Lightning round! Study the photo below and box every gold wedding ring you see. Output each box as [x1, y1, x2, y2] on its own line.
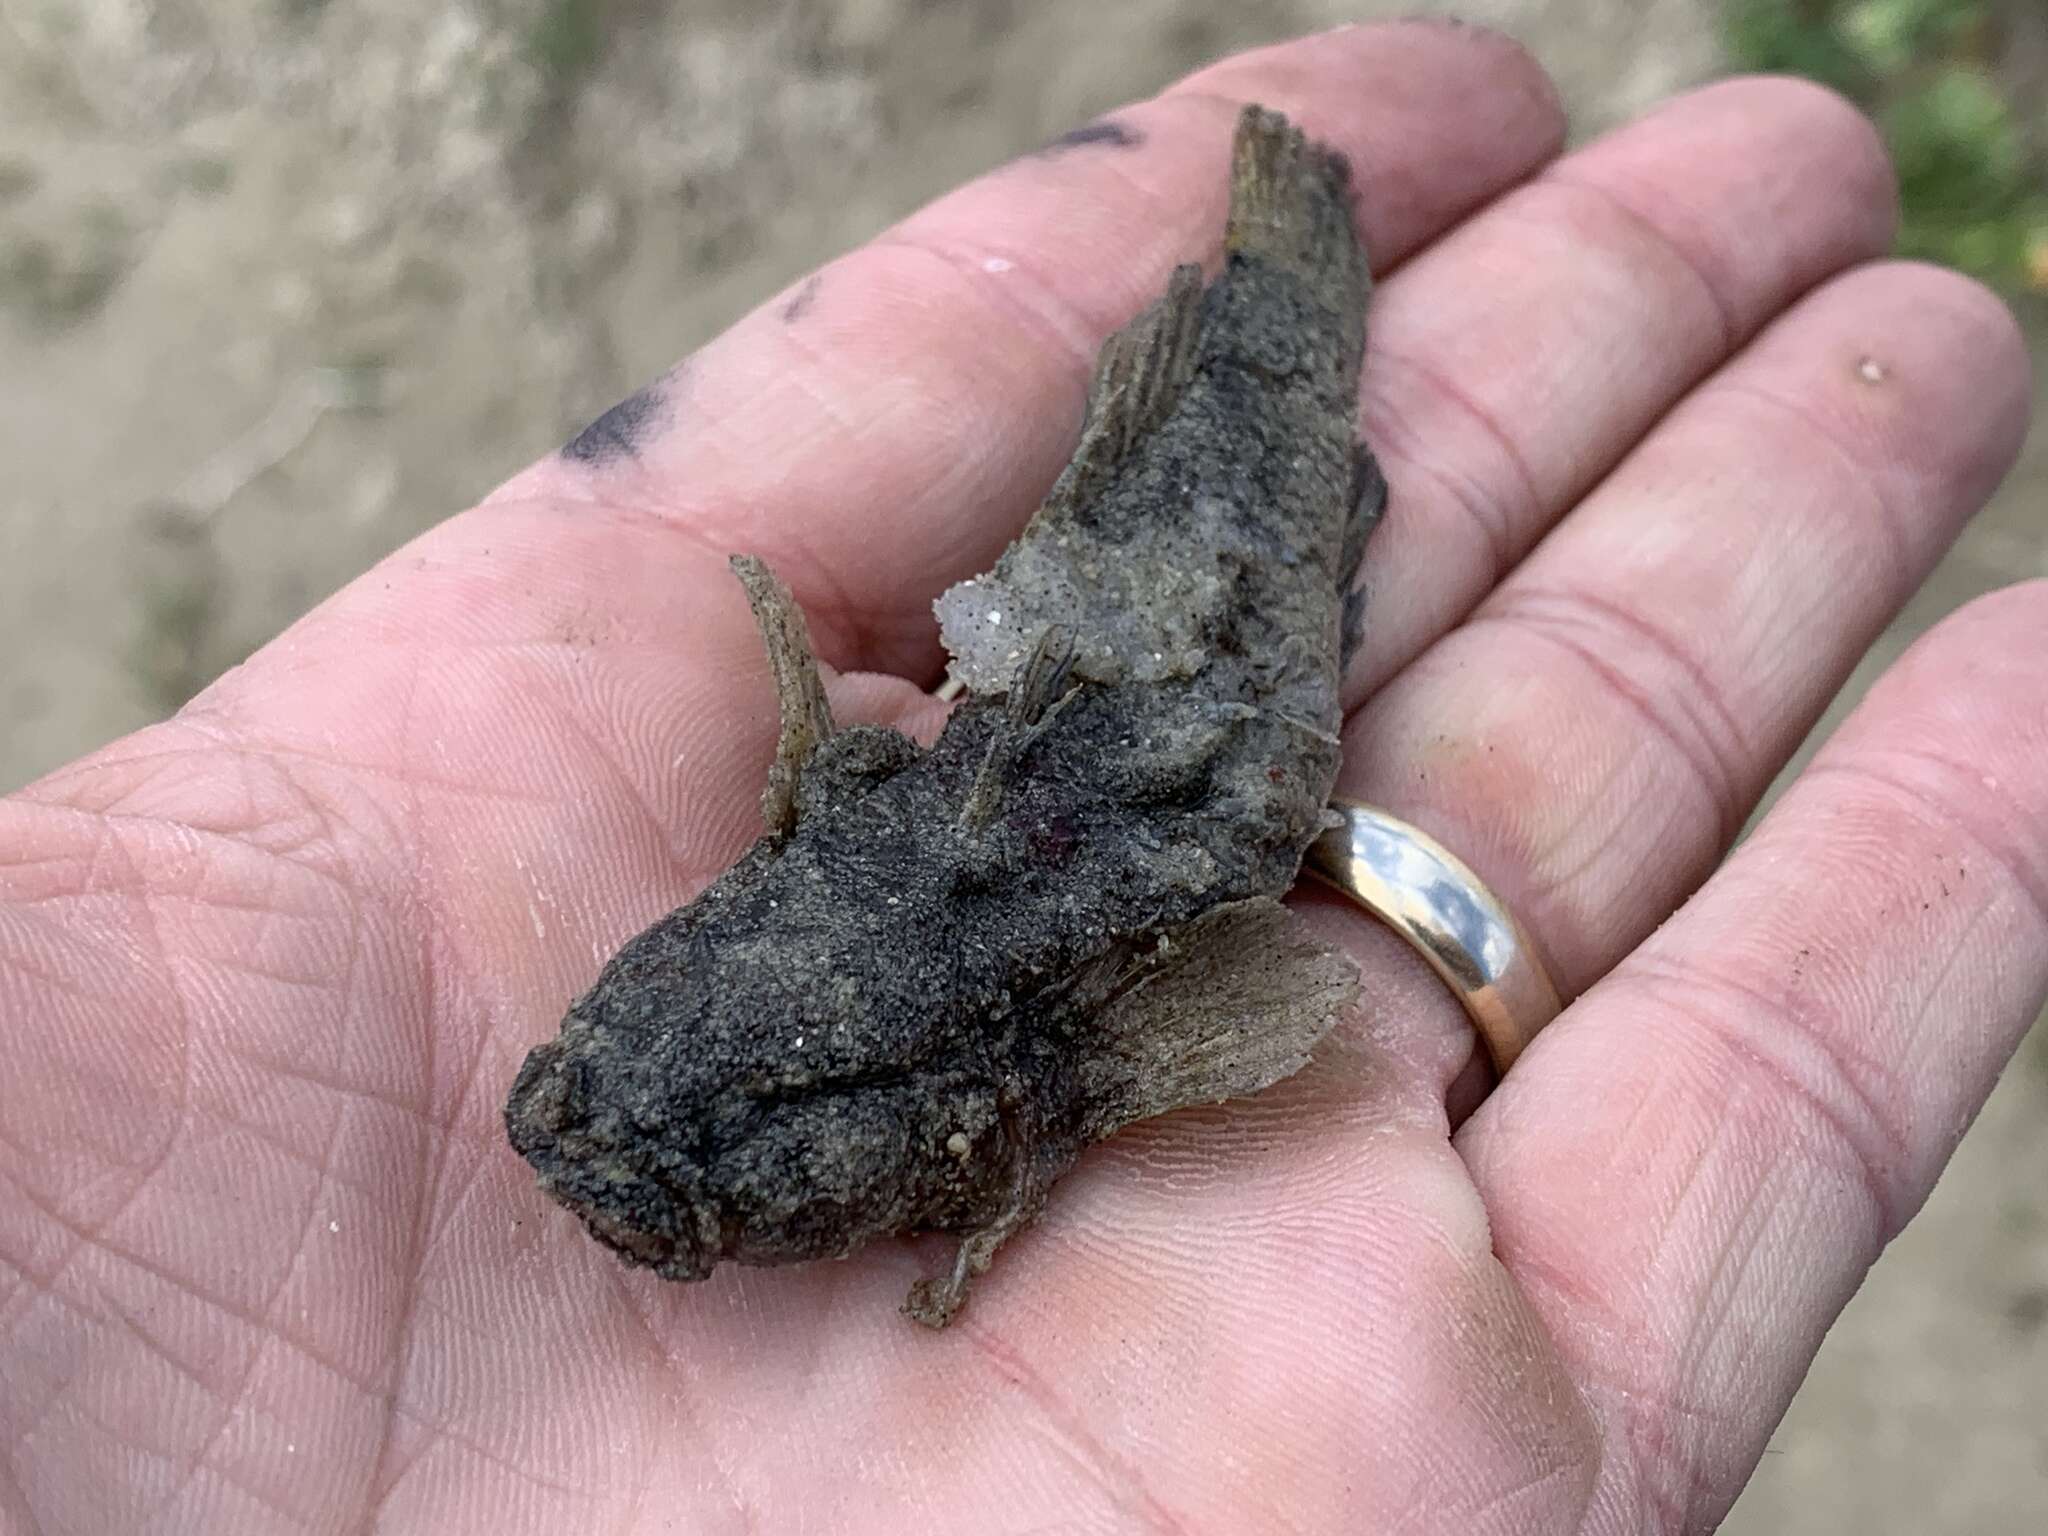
[1305, 798, 1562, 1075]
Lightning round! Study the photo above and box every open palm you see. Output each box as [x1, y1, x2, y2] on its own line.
[5, 24, 2044, 1534]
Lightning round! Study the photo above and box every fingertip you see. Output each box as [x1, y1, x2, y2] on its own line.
[1721, 70, 1898, 214]
[1953, 574, 2048, 632]
[1894, 257, 2034, 472]
[1377, 9, 1570, 129]
[1868, 257, 2036, 416]
[1684, 72, 1900, 242]
[1863, 577, 2048, 722]
[1185, 15, 1563, 118]
[1176, 19, 1568, 257]
[1548, 72, 1900, 343]
[1771, 258, 2036, 519]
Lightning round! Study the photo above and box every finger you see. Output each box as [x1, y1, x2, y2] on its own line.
[487, 67, 1894, 693]
[467, 22, 1564, 675]
[1341, 72, 1898, 708]
[1460, 581, 2048, 1529]
[1334, 260, 2033, 1023]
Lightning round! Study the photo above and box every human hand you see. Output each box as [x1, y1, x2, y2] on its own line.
[3, 22, 2041, 1533]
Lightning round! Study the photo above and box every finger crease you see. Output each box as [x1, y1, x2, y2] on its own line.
[1474, 593, 1746, 848]
[1703, 376, 1916, 598]
[1539, 171, 1743, 356]
[363, 657, 444, 1524]
[1620, 956, 1905, 1238]
[1802, 757, 2048, 936]
[963, 1319, 1194, 1533]
[870, 228, 1099, 371]
[1364, 348, 1537, 584]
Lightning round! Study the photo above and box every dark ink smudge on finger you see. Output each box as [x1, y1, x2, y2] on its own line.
[1037, 119, 1143, 156]
[562, 383, 669, 465]
[781, 274, 822, 324]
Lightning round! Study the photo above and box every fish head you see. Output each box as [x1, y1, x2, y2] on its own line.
[503, 875, 1010, 1281]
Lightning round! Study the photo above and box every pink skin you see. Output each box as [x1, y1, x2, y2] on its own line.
[1, 22, 2041, 1534]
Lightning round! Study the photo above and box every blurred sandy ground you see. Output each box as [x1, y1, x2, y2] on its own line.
[0, 1, 2040, 1527]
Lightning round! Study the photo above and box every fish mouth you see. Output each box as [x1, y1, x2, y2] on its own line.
[570, 1197, 711, 1280]
[503, 1035, 716, 1282]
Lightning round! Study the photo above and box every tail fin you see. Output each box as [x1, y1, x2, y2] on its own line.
[1224, 105, 1369, 316]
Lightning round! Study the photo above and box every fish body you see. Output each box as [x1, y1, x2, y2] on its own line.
[506, 106, 1384, 1325]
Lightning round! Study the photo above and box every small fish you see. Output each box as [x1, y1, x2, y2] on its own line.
[505, 105, 1386, 1326]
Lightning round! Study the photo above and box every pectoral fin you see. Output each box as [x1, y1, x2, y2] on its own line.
[1340, 443, 1388, 668]
[1079, 897, 1358, 1133]
[903, 1087, 1042, 1329]
[731, 555, 835, 838]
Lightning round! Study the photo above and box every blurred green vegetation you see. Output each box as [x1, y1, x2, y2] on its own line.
[1726, 0, 2048, 293]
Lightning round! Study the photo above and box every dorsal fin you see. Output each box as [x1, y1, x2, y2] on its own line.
[731, 555, 835, 838]
[1040, 262, 1204, 519]
[960, 626, 1080, 832]
[935, 265, 1203, 692]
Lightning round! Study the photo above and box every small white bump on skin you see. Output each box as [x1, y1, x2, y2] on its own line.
[946, 1132, 971, 1158]
[982, 257, 1013, 274]
[1858, 356, 1888, 383]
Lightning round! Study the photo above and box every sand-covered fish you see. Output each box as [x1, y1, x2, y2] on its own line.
[506, 105, 1386, 1326]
